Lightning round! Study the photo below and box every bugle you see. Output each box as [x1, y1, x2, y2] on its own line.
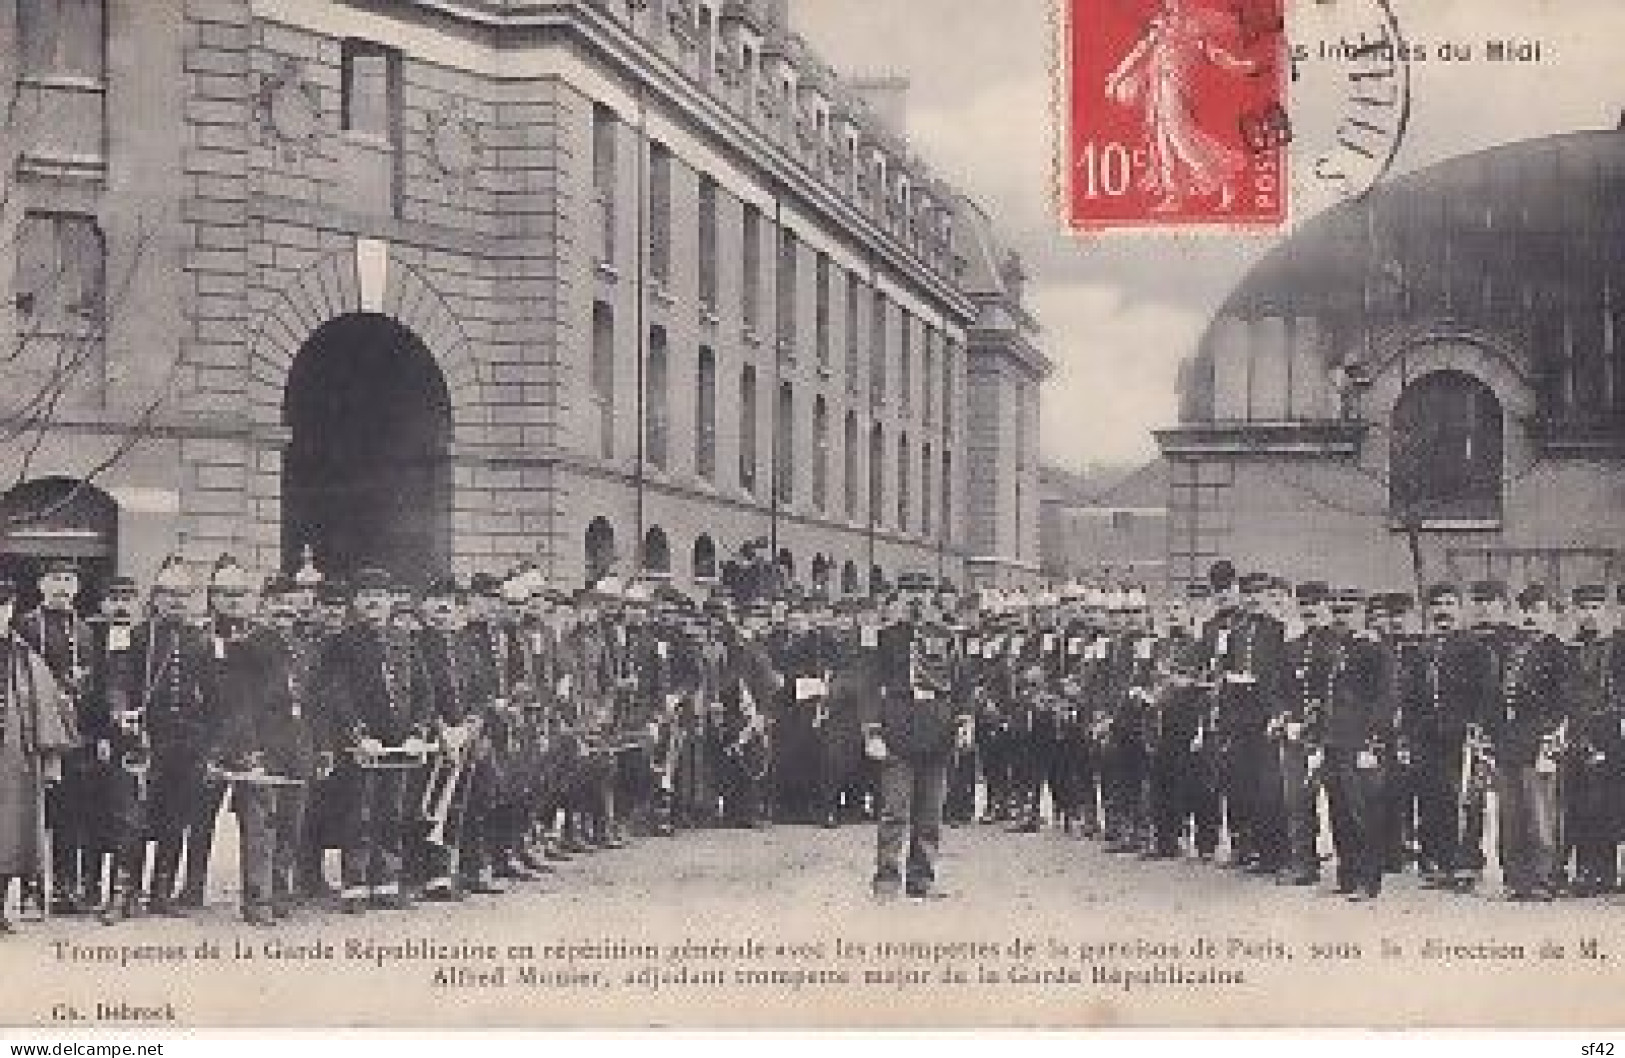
[423, 719, 480, 847]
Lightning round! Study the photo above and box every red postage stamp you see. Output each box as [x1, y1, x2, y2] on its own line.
[1064, 0, 1289, 231]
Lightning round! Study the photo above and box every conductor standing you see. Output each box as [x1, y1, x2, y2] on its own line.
[862, 572, 973, 901]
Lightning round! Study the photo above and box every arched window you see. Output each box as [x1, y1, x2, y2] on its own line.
[692, 534, 718, 583]
[812, 396, 829, 511]
[696, 346, 716, 480]
[843, 410, 859, 517]
[739, 365, 757, 492]
[841, 560, 860, 596]
[776, 548, 795, 585]
[642, 525, 671, 577]
[585, 517, 616, 585]
[941, 450, 954, 544]
[811, 553, 831, 594]
[1390, 370, 1504, 524]
[645, 325, 669, 469]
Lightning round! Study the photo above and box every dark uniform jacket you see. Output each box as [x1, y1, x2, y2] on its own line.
[207, 625, 317, 780]
[1571, 630, 1625, 761]
[1402, 630, 1496, 744]
[317, 623, 432, 747]
[417, 626, 483, 726]
[109, 619, 214, 753]
[863, 620, 969, 759]
[17, 607, 96, 738]
[1487, 629, 1575, 768]
[1320, 630, 1397, 752]
[1210, 610, 1289, 738]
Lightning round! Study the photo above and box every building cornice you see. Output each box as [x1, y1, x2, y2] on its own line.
[1155, 420, 1367, 458]
[329, 0, 978, 323]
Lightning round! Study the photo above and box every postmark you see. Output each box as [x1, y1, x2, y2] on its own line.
[1060, 0, 1412, 231]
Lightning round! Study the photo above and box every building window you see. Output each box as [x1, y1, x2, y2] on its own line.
[870, 291, 887, 402]
[929, 333, 942, 429]
[642, 526, 671, 576]
[15, 212, 104, 329]
[1390, 369, 1504, 524]
[696, 345, 717, 480]
[698, 175, 718, 311]
[777, 229, 798, 351]
[812, 396, 829, 512]
[14, 212, 105, 406]
[897, 432, 911, 531]
[19, 0, 105, 80]
[648, 140, 672, 285]
[841, 561, 859, 596]
[341, 39, 399, 141]
[941, 450, 953, 543]
[341, 39, 402, 216]
[692, 534, 718, 582]
[592, 103, 618, 263]
[942, 339, 956, 439]
[899, 312, 912, 411]
[585, 517, 616, 584]
[742, 204, 762, 331]
[843, 410, 859, 518]
[591, 302, 616, 458]
[775, 381, 794, 504]
[1110, 510, 1135, 531]
[845, 273, 862, 395]
[815, 253, 831, 370]
[921, 443, 933, 537]
[739, 364, 758, 492]
[869, 423, 884, 527]
[645, 325, 669, 469]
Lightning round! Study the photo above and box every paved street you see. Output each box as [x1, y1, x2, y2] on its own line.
[7, 816, 1625, 1029]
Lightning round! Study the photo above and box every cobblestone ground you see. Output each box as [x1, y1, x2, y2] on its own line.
[6, 816, 1624, 1029]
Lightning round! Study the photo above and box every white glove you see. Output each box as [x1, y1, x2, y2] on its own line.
[358, 737, 385, 757]
[864, 731, 890, 762]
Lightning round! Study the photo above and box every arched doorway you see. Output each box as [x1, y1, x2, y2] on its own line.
[642, 525, 672, 578]
[585, 517, 616, 586]
[1390, 369, 1504, 523]
[283, 314, 452, 584]
[0, 477, 118, 612]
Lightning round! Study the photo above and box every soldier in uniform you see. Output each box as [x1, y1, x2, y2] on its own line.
[414, 577, 484, 900]
[823, 598, 876, 827]
[16, 559, 95, 914]
[1146, 585, 1218, 860]
[317, 567, 434, 913]
[0, 577, 77, 934]
[973, 603, 1017, 826]
[1370, 591, 1421, 873]
[207, 567, 320, 925]
[1406, 583, 1497, 891]
[1319, 588, 1397, 901]
[715, 600, 777, 829]
[1211, 570, 1289, 874]
[1565, 584, 1623, 895]
[864, 572, 974, 901]
[85, 575, 141, 923]
[1487, 584, 1576, 901]
[108, 557, 211, 917]
[1275, 581, 1332, 887]
[1103, 589, 1156, 853]
[773, 597, 832, 824]
[295, 576, 348, 903]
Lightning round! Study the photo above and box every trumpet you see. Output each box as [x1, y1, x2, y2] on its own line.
[348, 737, 438, 770]
[113, 709, 153, 800]
[422, 718, 480, 848]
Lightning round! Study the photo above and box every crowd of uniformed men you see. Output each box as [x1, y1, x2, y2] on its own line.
[1, 549, 1622, 930]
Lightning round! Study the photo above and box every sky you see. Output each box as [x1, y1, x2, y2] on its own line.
[790, 0, 1625, 470]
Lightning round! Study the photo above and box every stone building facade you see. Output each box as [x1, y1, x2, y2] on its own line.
[0, 0, 1046, 597]
[1157, 128, 1625, 594]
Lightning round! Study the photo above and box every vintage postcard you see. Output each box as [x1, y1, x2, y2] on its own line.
[0, 0, 1623, 1033]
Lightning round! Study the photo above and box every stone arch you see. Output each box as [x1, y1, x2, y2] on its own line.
[246, 246, 487, 443]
